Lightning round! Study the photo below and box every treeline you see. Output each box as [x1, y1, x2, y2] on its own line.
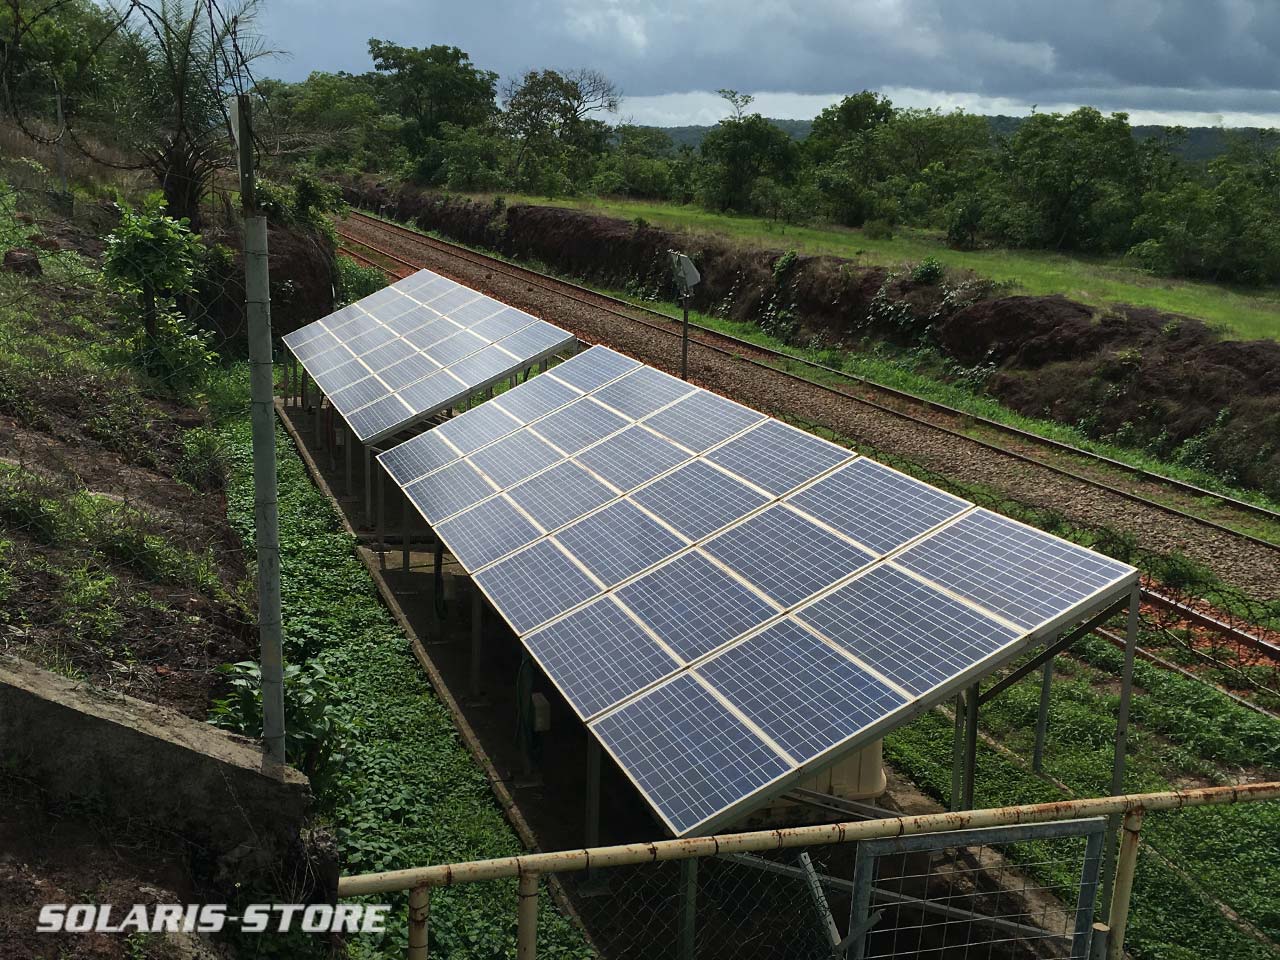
[263, 45, 1280, 286]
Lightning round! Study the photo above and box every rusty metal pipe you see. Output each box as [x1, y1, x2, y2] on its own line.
[337, 782, 1280, 897]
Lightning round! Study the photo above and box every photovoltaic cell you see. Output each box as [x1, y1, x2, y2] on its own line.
[404, 460, 496, 524]
[470, 308, 536, 341]
[631, 460, 770, 541]
[347, 325, 399, 356]
[448, 296, 504, 326]
[435, 495, 542, 571]
[379, 431, 460, 486]
[493, 374, 581, 424]
[425, 286, 479, 315]
[328, 376, 389, 415]
[526, 598, 678, 719]
[702, 505, 876, 608]
[435, 403, 521, 456]
[706, 420, 851, 496]
[591, 673, 791, 836]
[593, 366, 694, 420]
[383, 305, 438, 336]
[573, 426, 690, 492]
[554, 500, 687, 588]
[893, 509, 1133, 631]
[497, 320, 572, 359]
[378, 352, 439, 392]
[291, 332, 337, 361]
[448, 345, 521, 387]
[507, 461, 615, 531]
[360, 338, 418, 374]
[427, 330, 488, 366]
[532, 398, 629, 455]
[467, 431, 563, 489]
[397, 370, 464, 413]
[615, 551, 777, 662]
[348, 394, 412, 442]
[550, 346, 639, 392]
[796, 565, 1020, 697]
[313, 358, 368, 395]
[787, 459, 970, 556]
[307, 344, 354, 376]
[402, 317, 461, 350]
[697, 620, 906, 761]
[475, 539, 601, 633]
[643, 390, 765, 453]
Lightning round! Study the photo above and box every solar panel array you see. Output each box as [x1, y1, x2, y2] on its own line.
[378, 346, 1138, 836]
[281, 268, 576, 444]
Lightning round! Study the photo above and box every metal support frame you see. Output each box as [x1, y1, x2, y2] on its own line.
[407, 884, 430, 960]
[950, 692, 965, 811]
[469, 587, 483, 701]
[678, 858, 697, 960]
[344, 423, 354, 495]
[784, 787, 885, 821]
[1100, 586, 1141, 917]
[848, 818, 1107, 960]
[433, 541, 447, 619]
[585, 737, 601, 850]
[798, 851, 842, 954]
[402, 497, 411, 572]
[1033, 660, 1053, 772]
[962, 682, 979, 809]
[364, 446, 374, 524]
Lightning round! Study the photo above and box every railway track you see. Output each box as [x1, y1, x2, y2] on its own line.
[333, 212, 1280, 686]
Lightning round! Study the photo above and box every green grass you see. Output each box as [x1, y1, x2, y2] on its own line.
[482, 193, 1280, 343]
[221, 416, 591, 960]
[884, 633, 1280, 960]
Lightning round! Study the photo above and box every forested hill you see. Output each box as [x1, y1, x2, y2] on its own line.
[655, 116, 1274, 163]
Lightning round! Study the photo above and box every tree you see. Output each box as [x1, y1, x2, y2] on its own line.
[717, 88, 754, 120]
[698, 111, 799, 212]
[806, 90, 895, 164]
[501, 67, 619, 189]
[367, 40, 496, 151]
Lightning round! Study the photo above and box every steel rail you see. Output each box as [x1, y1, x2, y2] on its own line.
[338, 215, 1280, 560]
[343, 210, 1280, 531]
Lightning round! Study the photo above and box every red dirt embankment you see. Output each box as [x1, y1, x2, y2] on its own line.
[341, 176, 1280, 499]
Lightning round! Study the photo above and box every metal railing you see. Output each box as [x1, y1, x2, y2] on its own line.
[337, 782, 1280, 960]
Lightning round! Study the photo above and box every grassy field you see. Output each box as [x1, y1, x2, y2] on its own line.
[482, 193, 1280, 343]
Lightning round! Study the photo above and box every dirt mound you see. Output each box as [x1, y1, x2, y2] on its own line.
[337, 176, 1280, 498]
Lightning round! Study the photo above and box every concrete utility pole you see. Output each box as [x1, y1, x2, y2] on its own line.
[235, 93, 286, 764]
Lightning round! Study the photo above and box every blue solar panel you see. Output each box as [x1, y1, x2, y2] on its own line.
[554, 500, 687, 587]
[313, 358, 369, 395]
[615, 551, 778, 662]
[349, 394, 412, 442]
[378, 352, 439, 392]
[894, 509, 1133, 631]
[706, 420, 851, 496]
[526, 598, 679, 719]
[361, 338, 419, 374]
[470, 308, 535, 341]
[448, 296, 504, 326]
[291, 332, 337, 361]
[397, 370, 464, 413]
[427, 330, 487, 366]
[591, 673, 791, 836]
[347, 325, 400, 356]
[435, 495, 542, 571]
[497, 320, 573, 359]
[493, 374, 581, 424]
[593, 366, 694, 420]
[382, 305, 438, 336]
[702, 505, 876, 608]
[307, 344, 355, 375]
[475, 539, 601, 633]
[467, 431, 563, 488]
[448, 345, 523, 388]
[426, 286, 480, 315]
[786, 459, 970, 555]
[550, 346, 638, 392]
[379, 432, 460, 486]
[403, 317, 461, 350]
[435, 403, 521, 455]
[507, 461, 615, 531]
[697, 620, 907, 761]
[405, 460, 496, 524]
[573, 426, 690, 492]
[643, 391, 765, 453]
[328, 375, 389, 415]
[532, 398, 629, 455]
[631, 460, 770, 541]
[796, 565, 1021, 697]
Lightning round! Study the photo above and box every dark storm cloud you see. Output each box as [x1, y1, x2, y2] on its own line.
[258, 0, 1280, 120]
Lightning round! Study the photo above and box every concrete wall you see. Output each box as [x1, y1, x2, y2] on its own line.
[0, 656, 312, 876]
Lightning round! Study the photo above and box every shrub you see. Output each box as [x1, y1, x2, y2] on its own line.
[335, 257, 387, 306]
[863, 218, 894, 240]
[911, 256, 945, 285]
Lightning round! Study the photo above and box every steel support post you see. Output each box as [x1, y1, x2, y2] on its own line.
[678, 858, 698, 960]
[314, 393, 323, 449]
[377, 466, 386, 569]
[433, 541, 446, 619]
[950, 692, 965, 811]
[1100, 586, 1140, 914]
[1033, 660, 1053, 772]
[585, 737, 601, 850]
[344, 424, 353, 495]
[364, 446, 373, 524]
[847, 841, 876, 960]
[1106, 809, 1145, 960]
[517, 871, 539, 960]
[300, 369, 308, 412]
[963, 682, 979, 810]
[407, 885, 431, 960]
[470, 587, 483, 700]
[402, 496, 411, 572]
[1071, 825, 1106, 958]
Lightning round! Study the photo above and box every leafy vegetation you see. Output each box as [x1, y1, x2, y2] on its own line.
[219, 418, 591, 958]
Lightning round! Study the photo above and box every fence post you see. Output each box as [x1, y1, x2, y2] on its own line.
[517, 870, 540, 959]
[678, 858, 698, 960]
[236, 93, 285, 765]
[1101, 586, 1141, 912]
[1032, 660, 1053, 772]
[407, 884, 431, 960]
[1106, 809, 1145, 960]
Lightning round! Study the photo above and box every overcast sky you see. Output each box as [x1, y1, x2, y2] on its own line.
[257, 0, 1280, 127]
